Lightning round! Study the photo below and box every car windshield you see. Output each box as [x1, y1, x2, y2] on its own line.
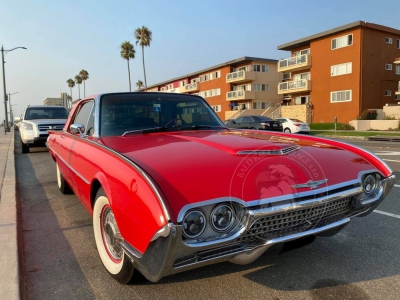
[100, 93, 226, 136]
[25, 107, 69, 120]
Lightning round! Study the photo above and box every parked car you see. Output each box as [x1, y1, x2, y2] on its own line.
[47, 92, 395, 284]
[224, 115, 283, 131]
[275, 118, 311, 133]
[20, 105, 69, 153]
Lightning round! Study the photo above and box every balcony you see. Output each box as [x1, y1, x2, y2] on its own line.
[184, 82, 199, 93]
[226, 90, 255, 101]
[226, 70, 256, 83]
[278, 79, 311, 95]
[278, 54, 311, 72]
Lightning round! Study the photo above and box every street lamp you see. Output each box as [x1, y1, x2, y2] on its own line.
[8, 92, 18, 125]
[1, 45, 27, 133]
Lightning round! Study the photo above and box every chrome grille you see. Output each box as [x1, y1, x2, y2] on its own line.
[38, 124, 64, 131]
[238, 196, 353, 242]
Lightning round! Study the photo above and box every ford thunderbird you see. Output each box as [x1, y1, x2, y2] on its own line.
[47, 92, 395, 284]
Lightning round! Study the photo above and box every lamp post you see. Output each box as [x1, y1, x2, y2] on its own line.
[1, 45, 27, 133]
[8, 92, 18, 126]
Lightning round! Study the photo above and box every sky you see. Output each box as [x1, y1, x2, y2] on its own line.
[1, 0, 399, 118]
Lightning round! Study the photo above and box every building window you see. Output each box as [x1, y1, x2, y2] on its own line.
[331, 62, 352, 76]
[283, 72, 291, 80]
[386, 64, 393, 70]
[395, 94, 400, 100]
[253, 84, 260, 91]
[261, 84, 269, 91]
[386, 37, 393, 44]
[331, 34, 353, 50]
[294, 48, 310, 56]
[294, 95, 310, 105]
[253, 102, 269, 109]
[331, 90, 352, 102]
[199, 74, 209, 82]
[397, 40, 400, 49]
[396, 65, 400, 75]
[253, 64, 269, 72]
[211, 105, 221, 112]
[210, 71, 220, 80]
[385, 90, 392, 96]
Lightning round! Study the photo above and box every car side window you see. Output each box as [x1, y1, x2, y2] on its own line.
[243, 117, 253, 123]
[72, 101, 95, 135]
[235, 117, 244, 123]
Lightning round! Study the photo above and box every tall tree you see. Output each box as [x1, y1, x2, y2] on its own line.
[134, 26, 152, 90]
[67, 78, 75, 104]
[120, 41, 135, 92]
[136, 79, 144, 90]
[74, 75, 83, 99]
[79, 70, 89, 97]
[66, 95, 72, 109]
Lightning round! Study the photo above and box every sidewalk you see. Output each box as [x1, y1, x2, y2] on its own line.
[0, 127, 20, 300]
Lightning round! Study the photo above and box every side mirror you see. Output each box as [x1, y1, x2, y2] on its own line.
[70, 123, 85, 137]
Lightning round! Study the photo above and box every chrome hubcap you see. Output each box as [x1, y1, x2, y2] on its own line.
[102, 207, 123, 260]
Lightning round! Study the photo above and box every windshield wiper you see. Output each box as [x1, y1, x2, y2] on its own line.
[178, 125, 227, 130]
[122, 127, 169, 136]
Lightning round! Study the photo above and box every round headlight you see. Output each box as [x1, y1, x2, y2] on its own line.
[182, 210, 206, 239]
[363, 174, 379, 194]
[211, 204, 235, 232]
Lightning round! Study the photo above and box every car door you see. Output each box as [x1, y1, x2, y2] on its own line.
[242, 116, 254, 129]
[231, 117, 244, 128]
[68, 100, 96, 209]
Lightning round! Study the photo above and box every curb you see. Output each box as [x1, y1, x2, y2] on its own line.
[0, 130, 20, 300]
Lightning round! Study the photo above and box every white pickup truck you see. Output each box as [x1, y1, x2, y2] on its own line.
[19, 105, 69, 153]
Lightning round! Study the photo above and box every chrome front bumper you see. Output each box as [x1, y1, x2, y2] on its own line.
[122, 174, 396, 282]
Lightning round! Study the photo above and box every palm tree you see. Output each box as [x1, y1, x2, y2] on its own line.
[134, 26, 152, 90]
[67, 78, 75, 103]
[79, 70, 89, 97]
[75, 75, 83, 99]
[66, 95, 72, 109]
[120, 41, 136, 92]
[136, 79, 144, 90]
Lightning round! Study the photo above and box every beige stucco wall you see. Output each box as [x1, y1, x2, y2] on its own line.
[383, 105, 400, 119]
[349, 120, 399, 130]
[281, 105, 312, 123]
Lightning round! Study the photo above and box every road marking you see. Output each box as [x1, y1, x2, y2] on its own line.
[394, 184, 400, 188]
[382, 159, 400, 163]
[374, 151, 400, 156]
[374, 210, 400, 219]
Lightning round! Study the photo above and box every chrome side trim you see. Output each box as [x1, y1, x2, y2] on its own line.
[52, 149, 90, 185]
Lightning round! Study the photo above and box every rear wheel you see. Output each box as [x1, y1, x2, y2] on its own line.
[284, 128, 291, 133]
[93, 188, 135, 284]
[56, 163, 73, 194]
[21, 140, 29, 153]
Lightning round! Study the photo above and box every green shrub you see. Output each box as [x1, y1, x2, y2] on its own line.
[383, 115, 396, 120]
[358, 110, 378, 120]
[337, 124, 355, 130]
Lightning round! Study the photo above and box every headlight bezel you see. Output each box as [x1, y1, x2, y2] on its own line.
[22, 122, 34, 131]
[210, 203, 236, 233]
[182, 209, 207, 239]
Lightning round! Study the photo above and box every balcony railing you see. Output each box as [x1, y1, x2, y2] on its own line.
[184, 82, 199, 92]
[278, 54, 311, 72]
[278, 79, 311, 94]
[226, 90, 255, 100]
[226, 70, 255, 83]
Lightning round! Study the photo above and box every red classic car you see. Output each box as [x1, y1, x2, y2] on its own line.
[47, 92, 395, 284]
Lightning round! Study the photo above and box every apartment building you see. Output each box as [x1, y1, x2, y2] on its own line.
[277, 21, 400, 123]
[396, 58, 400, 97]
[145, 57, 281, 120]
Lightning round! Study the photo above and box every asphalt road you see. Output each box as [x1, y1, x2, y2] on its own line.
[15, 134, 400, 300]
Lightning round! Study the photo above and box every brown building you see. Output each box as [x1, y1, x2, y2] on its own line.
[277, 21, 400, 123]
[145, 57, 282, 121]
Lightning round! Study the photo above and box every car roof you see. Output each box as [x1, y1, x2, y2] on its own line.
[27, 105, 67, 108]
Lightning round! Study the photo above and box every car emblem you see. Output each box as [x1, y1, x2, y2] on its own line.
[48, 126, 52, 129]
[292, 179, 328, 189]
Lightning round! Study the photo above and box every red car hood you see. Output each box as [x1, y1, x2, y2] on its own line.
[100, 130, 378, 221]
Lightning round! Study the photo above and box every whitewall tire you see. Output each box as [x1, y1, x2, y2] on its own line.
[93, 188, 134, 284]
[56, 163, 73, 194]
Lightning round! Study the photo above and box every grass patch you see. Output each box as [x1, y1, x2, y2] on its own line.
[310, 123, 350, 130]
[309, 131, 400, 137]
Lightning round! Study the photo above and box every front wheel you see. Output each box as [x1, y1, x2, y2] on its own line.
[93, 188, 135, 284]
[284, 128, 291, 133]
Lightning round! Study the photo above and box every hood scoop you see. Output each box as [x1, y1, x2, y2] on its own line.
[237, 145, 301, 156]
